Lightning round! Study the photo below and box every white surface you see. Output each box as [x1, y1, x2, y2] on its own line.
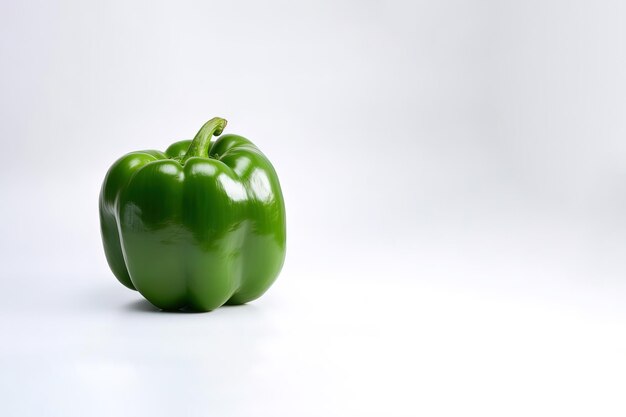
[1, 271, 626, 416]
[2, 0, 626, 415]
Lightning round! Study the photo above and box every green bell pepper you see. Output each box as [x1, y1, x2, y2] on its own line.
[99, 117, 286, 311]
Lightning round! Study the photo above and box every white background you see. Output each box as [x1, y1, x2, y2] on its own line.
[1, 0, 626, 415]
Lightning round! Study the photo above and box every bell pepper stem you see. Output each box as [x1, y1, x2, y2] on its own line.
[182, 117, 227, 163]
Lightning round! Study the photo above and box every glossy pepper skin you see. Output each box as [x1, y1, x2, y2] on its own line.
[99, 118, 286, 311]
